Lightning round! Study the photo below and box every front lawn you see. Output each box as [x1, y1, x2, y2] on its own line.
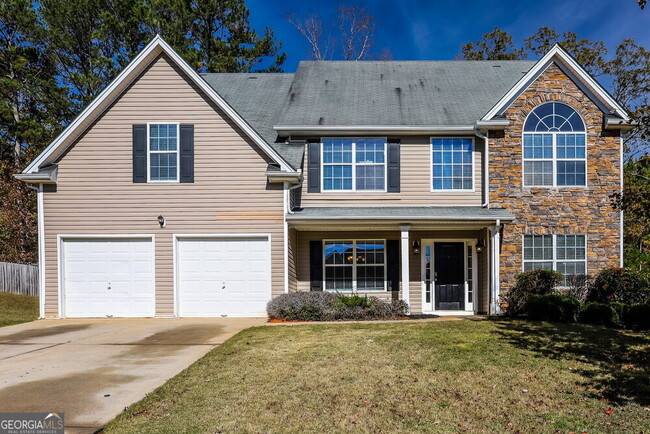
[106, 319, 649, 433]
[0, 292, 39, 327]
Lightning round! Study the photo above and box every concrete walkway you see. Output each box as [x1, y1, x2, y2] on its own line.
[0, 318, 265, 433]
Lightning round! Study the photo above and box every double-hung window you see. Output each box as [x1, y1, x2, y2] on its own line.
[523, 102, 586, 187]
[431, 138, 474, 190]
[322, 138, 386, 191]
[523, 234, 587, 286]
[323, 240, 386, 291]
[148, 123, 179, 181]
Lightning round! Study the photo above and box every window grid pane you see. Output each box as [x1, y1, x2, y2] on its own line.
[523, 234, 587, 286]
[149, 124, 178, 181]
[322, 139, 385, 191]
[324, 240, 386, 292]
[432, 138, 473, 190]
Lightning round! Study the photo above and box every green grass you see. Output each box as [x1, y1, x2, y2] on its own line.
[105, 319, 649, 433]
[0, 292, 39, 327]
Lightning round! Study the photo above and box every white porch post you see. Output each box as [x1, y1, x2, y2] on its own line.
[400, 225, 410, 308]
[489, 222, 501, 315]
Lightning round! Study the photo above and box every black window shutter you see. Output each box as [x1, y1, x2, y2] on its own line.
[132, 124, 147, 183]
[307, 140, 321, 193]
[179, 124, 194, 183]
[309, 240, 323, 291]
[387, 239, 400, 292]
[387, 139, 400, 192]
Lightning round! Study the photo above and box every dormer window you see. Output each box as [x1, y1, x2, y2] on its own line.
[148, 123, 179, 182]
[523, 103, 586, 187]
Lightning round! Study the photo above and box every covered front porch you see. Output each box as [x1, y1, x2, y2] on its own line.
[286, 207, 514, 315]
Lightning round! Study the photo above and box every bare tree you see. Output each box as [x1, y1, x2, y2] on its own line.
[288, 5, 390, 61]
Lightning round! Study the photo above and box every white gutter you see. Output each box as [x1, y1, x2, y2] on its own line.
[274, 125, 476, 135]
[286, 215, 514, 222]
[474, 129, 490, 208]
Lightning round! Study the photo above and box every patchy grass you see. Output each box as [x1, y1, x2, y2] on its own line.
[0, 292, 38, 327]
[105, 319, 649, 433]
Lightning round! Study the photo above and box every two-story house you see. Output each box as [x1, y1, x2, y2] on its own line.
[17, 36, 631, 318]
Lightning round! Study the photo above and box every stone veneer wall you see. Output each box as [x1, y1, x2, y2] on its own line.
[490, 63, 622, 300]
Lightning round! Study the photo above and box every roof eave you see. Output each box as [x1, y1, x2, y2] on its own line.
[275, 125, 477, 136]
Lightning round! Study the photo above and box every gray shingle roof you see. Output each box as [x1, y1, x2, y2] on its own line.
[203, 60, 536, 170]
[202, 73, 305, 170]
[286, 206, 514, 221]
[277, 61, 536, 127]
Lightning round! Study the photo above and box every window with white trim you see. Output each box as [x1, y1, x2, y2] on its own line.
[523, 234, 587, 286]
[323, 240, 386, 291]
[431, 138, 474, 190]
[322, 138, 386, 191]
[523, 102, 586, 187]
[149, 123, 179, 181]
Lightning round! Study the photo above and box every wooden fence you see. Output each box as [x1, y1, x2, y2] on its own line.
[0, 262, 38, 296]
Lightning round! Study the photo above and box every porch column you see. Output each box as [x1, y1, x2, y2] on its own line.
[490, 222, 501, 315]
[399, 225, 410, 308]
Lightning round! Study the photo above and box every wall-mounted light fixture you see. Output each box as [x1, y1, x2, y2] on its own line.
[412, 240, 421, 255]
[476, 239, 485, 253]
[157, 215, 166, 228]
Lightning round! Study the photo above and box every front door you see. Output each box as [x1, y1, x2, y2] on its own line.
[434, 242, 465, 310]
[422, 240, 474, 313]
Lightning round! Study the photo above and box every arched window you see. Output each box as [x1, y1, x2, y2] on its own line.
[523, 102, 586, 186]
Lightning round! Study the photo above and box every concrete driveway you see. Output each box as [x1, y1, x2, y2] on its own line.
[0, 318, 265, 433]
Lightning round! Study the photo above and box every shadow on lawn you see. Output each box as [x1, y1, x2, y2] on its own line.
[491, 319, 650, 406]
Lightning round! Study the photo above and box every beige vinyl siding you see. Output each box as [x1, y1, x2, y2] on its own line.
[294, 229, 485, 314]
[42, 54, 285, 317]
[287, 228, 298, 292]
[300, 137, 484, 207]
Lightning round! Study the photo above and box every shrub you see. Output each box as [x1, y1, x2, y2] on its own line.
[506, 269, 563, 315]
[579, 302, 618, 326]
[266, 292, 409, 321]
[526, 294, 580, 323]
[563, 274, 591, 302]
[623, 303, 650, 330]
[588, 267, 649, 305]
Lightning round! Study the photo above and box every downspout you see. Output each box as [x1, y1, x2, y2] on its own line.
[474, 129, 489, 208]
[26, 183, 45, 319]
[286, 180, 302, 215]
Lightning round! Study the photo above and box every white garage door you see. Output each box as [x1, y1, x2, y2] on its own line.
[177, 237, 271, 317]
[62, 238, 155, 318]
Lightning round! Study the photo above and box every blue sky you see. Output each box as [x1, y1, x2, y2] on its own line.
[247, 0, 650, 72]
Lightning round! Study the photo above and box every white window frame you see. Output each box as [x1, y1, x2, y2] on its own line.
[322, 239, 387, 292]
[522, 234, 588, 286]
[320, 138, 387, 192]
[430, 137, 475, 192]
[147, 122, 180, 183]
[522, 104, 587, 188]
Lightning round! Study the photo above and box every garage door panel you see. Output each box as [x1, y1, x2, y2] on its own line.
[177, 238, 271, 317]
[63, 238, 155, 318]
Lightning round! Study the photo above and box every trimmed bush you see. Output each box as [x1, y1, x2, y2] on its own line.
[526, 294, 580, 323]
[266, 292, 409, 321]
[579, 302, 618, 326]
[588, 267, 649, 305]
[506, 269, 563, 315]
[623, 303, 650, 330]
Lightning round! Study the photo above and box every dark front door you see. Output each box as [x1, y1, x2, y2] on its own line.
[434, 242, 465, 310]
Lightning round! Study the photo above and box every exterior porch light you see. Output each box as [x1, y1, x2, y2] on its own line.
[476, 239, 485, 253]
[412, 240, 420, 255]
[157, 215, 166, 228]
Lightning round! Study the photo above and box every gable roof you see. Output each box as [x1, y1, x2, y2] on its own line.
[482, 44, 629, 121]
[22, 35, 296, 175]
[202, 73, 304, 170]
[273, 60, 536, 131]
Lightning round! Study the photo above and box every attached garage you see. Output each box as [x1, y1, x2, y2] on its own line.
[176, 236, 272, 317]
[61, 237, 155, 318]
